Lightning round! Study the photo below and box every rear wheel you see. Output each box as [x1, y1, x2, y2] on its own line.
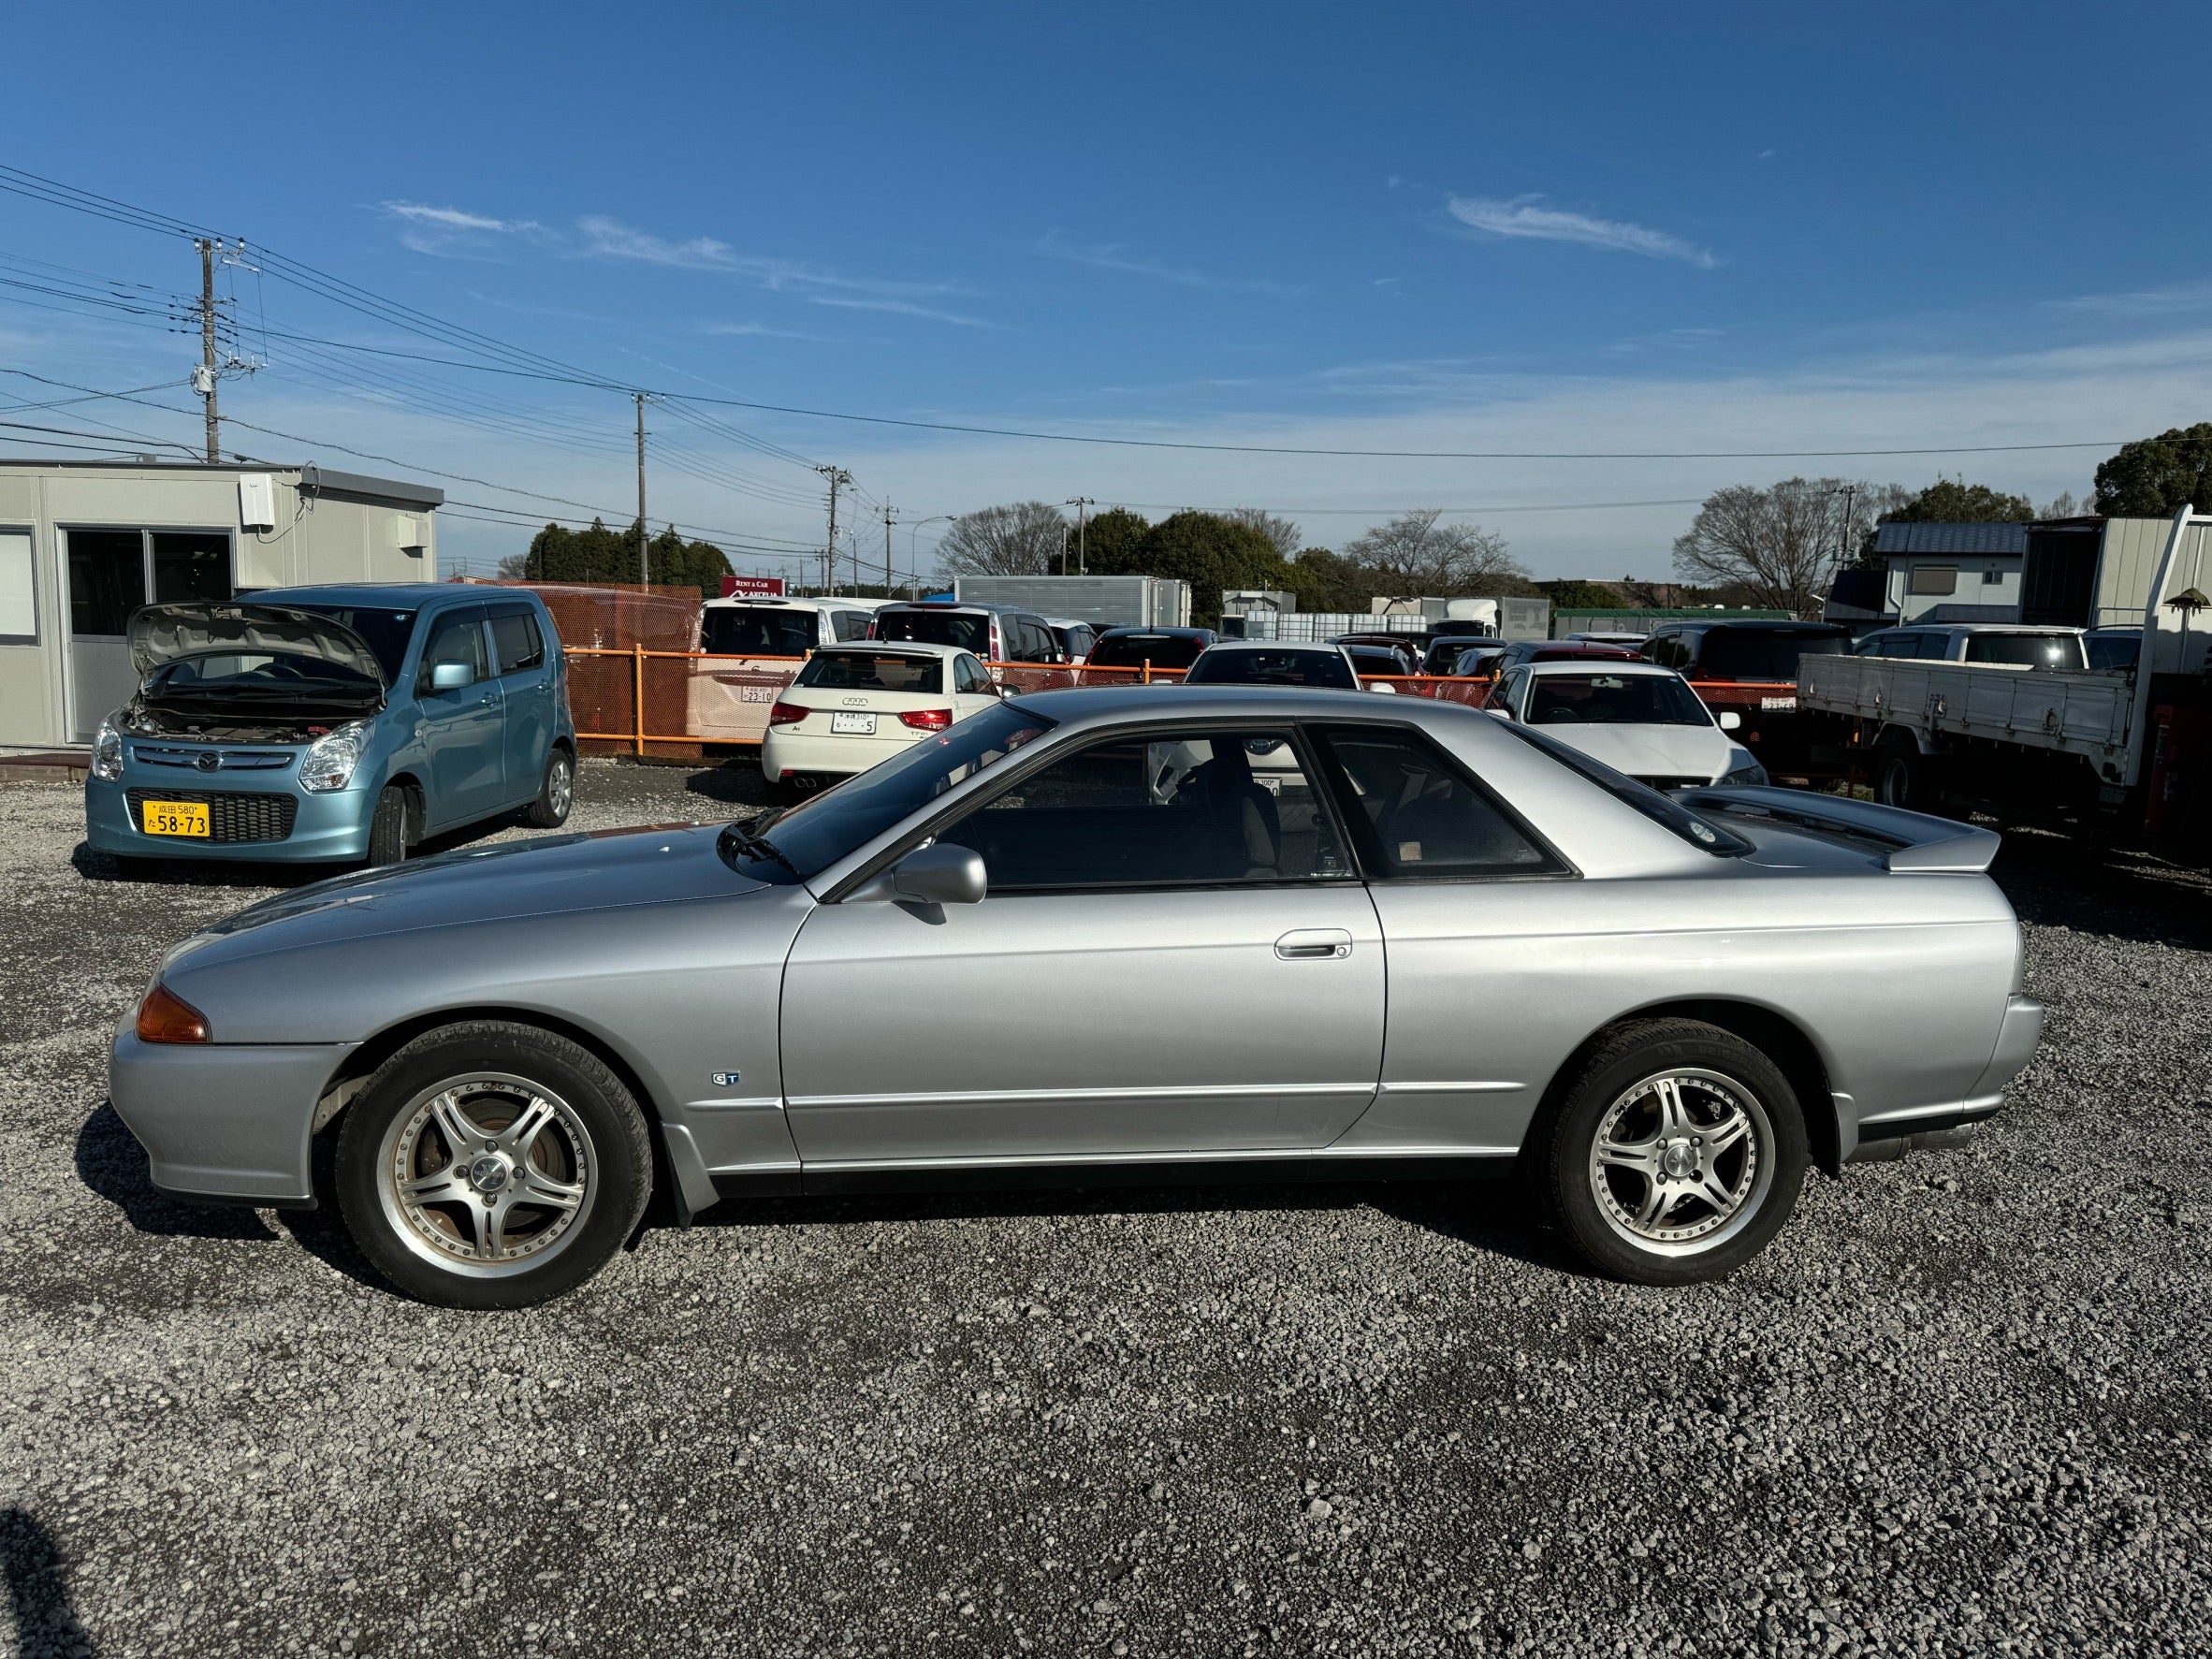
[1535, 1019, 1808, 1286]
[524, 747, 575, 828]
[334, 1021, 651, 1309]
[366, 783, 412, 866]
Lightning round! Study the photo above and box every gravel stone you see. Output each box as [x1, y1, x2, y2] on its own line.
[0, 765, 2206, 1657]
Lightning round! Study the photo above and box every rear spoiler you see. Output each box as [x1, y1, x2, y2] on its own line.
[1679, 785, 2001, 873]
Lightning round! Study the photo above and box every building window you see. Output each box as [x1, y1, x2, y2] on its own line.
[0, 530, 35, 644]
[151, 531, 233, 604]
[1982, 566, 2003, 586]
[1909, 565, 1958, 597]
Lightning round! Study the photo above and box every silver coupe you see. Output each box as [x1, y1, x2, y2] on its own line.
[109, 687, 2042, 1307]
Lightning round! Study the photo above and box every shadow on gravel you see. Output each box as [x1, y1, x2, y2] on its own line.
[1992, 830, 2212, 951]
[2, 1508, 93, 1659]
[73, 1103, 273, 1241]
[692, 1177, 1578, 1273]
[680, 764, 778, 811]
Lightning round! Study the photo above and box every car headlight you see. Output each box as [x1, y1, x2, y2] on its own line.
[93, 719, 124, 782]
[1717, 749, 1768, 788]
[299, 721, 370, 793]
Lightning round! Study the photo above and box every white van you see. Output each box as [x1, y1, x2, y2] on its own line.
[689, 596, 880, 744]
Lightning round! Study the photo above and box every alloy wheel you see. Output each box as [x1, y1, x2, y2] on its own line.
[1586, 1068, 1774, 1256]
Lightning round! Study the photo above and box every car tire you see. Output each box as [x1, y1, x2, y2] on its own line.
[1873, 740, 1943, 813]
[366, 784, 412, 866]
[524, 747, 575, 828]
[1534, 1018, 1808, 1287]
[334, 1021, 653, 1309]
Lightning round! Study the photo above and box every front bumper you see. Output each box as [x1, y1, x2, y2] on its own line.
[109, 1026, 349, 1205]
[86, 773, 376, 863]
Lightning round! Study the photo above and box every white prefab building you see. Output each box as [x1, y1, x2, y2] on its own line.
[0, 460, 441, 748]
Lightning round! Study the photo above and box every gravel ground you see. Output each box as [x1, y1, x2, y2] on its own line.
[2, 758, 2207, 1658]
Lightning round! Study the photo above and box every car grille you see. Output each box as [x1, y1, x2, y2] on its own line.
[1633, 775, 1708, 792]
[130, 744, 295, 772]
[124, 788, 299, 843]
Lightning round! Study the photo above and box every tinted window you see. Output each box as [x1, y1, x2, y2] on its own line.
[1344, 648, 1408, 678]
[284, 605, 416, 684]
[1527, 673, 1710, 726]
[1493, 720, 1750, 857]
[702, 605, 818, 655]
[793, 650, 944, 693]
[832, 610, 873, 641]
[735, 702, 1053, 880]
[66, 530, 145, 635]
[417, 610, 488, 692]
[1089, 631, 1208, 669]
[1312, 726, 1557, 879]
[1696, 629, 1847, 681]
[2087, 633, 2141, 671]
[1964, 633, 2086, 670]
[151, 531, 232, 604]
[1909, 565, 1958, 596]
[489, 608, 546, 674]
[937, 730, 1349, 889]
[953, 654, 994, 693]
[1185, 648, 1356, 688]
[877, 609, 992, 654]
[1008, 618, 1054, 662]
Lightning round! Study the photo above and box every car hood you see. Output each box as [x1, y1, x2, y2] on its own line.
[170, 821, 768, 969]
[1525, 721, 1730, 780]
[129, 602, 387, 684]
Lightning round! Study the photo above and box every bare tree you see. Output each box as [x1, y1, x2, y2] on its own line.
[2039, 489, 2084, 519]
[1225, 506, 1302, 559]
[495, 551, 531, 580]
[1342, 509, 1526, 597]
[936, 502, 1070, 577]
[1673, 477, 1861, 617]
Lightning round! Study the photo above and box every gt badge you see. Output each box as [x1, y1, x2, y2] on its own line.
[711, 1071, 742, 1087]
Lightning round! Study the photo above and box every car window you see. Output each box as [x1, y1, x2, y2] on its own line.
[1185, 648, 1356, 689]
[489, 608, 546, 675]
[283, 604, 416, 685]
[1089, 632, 1206, 669]
[833, 610, 873, 641]
[2086, 633, 2141, 672]
[793, 651, 945, 693]
[1964, 633, 2086, 670]
[1528, 673, 1710, 726]
[416, 609, 488, 693]
[935, 729, 1351, 889]
[1697, 629, 1847, 680]
[1485, 668, 1523, 710]
[1012, 618, 1055, 662]
[877, 608, 992, 654]
[702, 605, 817, 656]
[1492, 720, 1751, 857]
[1310, 725, 1561, 879]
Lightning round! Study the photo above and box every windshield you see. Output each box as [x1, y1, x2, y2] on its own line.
[1090, 632, 1207, 669]
[793, 650, 945, 693]
[276, 604, 415, 684]
[1964, 632, 2086, 670]
[1698, 629, 1848, 682]
[1185, 648, 1355, 689]
[1344, 649, 1405, 677]
[877, 609, 991, 653]
[734, 701, 1055, 879]
[1528, 673, 1710, 727]
[1495, 720, 1750, 856]
[702, 606, 817, 656]
[151, 650, 382, 697]
[2087, 632, 2141, 671]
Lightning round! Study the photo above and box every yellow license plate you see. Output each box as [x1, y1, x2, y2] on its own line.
[141, 800, 211, 837]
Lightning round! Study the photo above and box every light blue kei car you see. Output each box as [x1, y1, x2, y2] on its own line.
[86, 584, 575, 870]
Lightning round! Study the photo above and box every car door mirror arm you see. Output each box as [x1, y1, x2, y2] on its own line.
[844, 841, 988, 908]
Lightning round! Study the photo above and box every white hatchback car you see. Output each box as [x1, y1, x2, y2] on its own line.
[1486, 659, 1767, 791]
[764, 642, 1003, 797]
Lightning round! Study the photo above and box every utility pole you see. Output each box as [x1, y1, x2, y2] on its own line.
[816, 465, 852, 594]
[196, 240, 219, 462]
[1065, 497, 1095, 575]
[633, 393, 652, 585]
[882, 502, 895, 596]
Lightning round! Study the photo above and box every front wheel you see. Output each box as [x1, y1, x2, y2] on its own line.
[366, 784, 412, 866]
[334, 1021, 652, 1308]
[1535, 1019, 1807, 1285]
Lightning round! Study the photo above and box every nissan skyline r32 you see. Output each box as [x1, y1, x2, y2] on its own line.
[109, 686, 2041, 1307]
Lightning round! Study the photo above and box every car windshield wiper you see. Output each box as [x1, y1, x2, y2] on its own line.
[717, 819, 801, 880]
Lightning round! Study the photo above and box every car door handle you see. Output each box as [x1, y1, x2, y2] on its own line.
[1275, 929, 1352, 961]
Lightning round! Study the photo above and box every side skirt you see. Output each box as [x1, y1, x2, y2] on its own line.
[708, 1152, 1517, 1204]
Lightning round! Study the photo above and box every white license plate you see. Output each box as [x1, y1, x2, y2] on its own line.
[831, 711, 877, 735]
[741, 687, 776, 704]
[1761, 696, 1796, 711]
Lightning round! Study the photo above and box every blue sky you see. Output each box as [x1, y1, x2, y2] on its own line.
[6, 1, 2212, 580]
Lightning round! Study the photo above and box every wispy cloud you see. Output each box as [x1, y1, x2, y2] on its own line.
[1034, 231, 1298, 296]
[574, 214, 986, 323]
[1443, 195, 1717, 269]
[2046, 281, 2212, 319]
[380, 200, 548, 257]
[701, 320, 833, 341]
[806, 296, 996, 328]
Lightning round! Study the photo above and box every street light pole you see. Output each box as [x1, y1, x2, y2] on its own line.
[906, 514, 956, 597]
[1065, 497, 1095, 575]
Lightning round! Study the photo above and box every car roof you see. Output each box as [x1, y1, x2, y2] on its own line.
[813, 639, 968, 659]
[1520, 658, 1677, 677]
[1918, 623, 2084, 635]
[879, 600, 1031, 616]
[1199, 639, 1344, 653]
[1011, 683, 1488, 728]
[1098, 625, 1212, 637]
[253, 583, 472, 608]
[1677, 618, 1847, 633]
[702, 594, 860, 614]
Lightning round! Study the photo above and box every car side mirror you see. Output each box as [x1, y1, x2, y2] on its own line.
[1718, 710, 1742, 730]
[849, 841, 987, 907]
[430, 661, 473, 691]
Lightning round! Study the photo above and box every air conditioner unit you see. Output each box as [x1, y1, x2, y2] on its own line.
[237, 473, 277, 531]
[392, 515, 429, 555]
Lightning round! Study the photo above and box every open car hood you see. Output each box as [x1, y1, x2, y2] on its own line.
[128, 602, 387, 684]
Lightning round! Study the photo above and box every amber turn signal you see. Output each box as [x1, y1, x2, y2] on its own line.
[137, 982, 211, 1044]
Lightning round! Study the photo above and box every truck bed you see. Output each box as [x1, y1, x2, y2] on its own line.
[1799, 655, 2134, 772]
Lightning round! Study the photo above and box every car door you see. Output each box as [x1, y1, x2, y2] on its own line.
[488, 604, 555, 803]
[412, 605, 505, 829]
[951, 652, 1000, 718]
[778, 722, 1385, 1166]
